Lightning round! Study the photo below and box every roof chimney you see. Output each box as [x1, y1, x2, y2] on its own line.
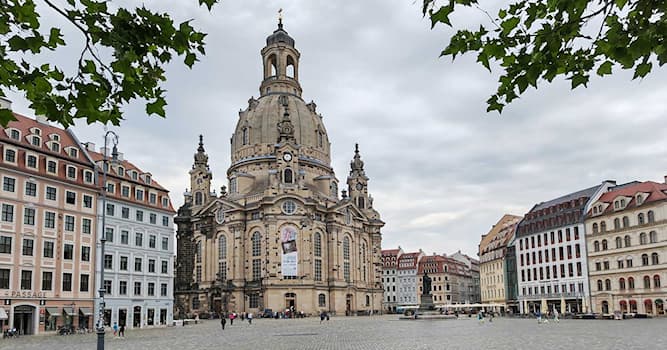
[35, 115, 49, 124]
[84, 142, 96, 151]
[0, 97, 11, 110]
[664, 175, 667, 184]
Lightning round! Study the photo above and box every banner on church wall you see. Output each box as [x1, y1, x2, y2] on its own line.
[281, 225, 298, 276]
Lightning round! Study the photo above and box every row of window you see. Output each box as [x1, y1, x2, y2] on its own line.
[594, 253, 659, 271]
[2, 178, 94, 208]
[0, 269, 89, 292]
[102, 280, 169, 297]
[518, 227, 580, 251]
[521, 282, 584, 296]
[591, 211, 656, 233]
[103, 255, 170, 274]
[105, 203, 170, 227]
[595, 275, 661, 291]
[0, 205, 94, 235]
[0, 236, 91, 261]
[105, 182, 168, 208]
[3, 148, 90, 180]
[520, 244, 581, 266]
[4, 127, 75, 154]
[103, 228, 169, 250]
[593, 232, 658, 252]
[520, 262, 583, 282]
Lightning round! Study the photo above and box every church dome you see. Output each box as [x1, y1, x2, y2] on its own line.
[231, 94, 330, 166]
[266, 23, 295, 47]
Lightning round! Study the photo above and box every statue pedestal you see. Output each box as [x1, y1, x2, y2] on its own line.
[420, 294, 434, 310]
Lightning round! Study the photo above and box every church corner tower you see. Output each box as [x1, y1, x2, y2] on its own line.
[175, 17, 384, 318]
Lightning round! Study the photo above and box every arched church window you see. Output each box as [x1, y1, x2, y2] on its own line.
[195, 192, 202, 205]
[242, 127, 249, 145]
[218, 235, 227, 281]
[314, 233, 322, 257]
[268, 54, 277, 76]
[286, 55, 295, 78]
[343, 236, 351, 282]
[358, 197, 365, 209]
[229, 178, 237, 194]
[252, 232, 261, 257]
[318, 131, 323, 148]
[284, 168, 293, 184]
[330, 182, 338, 198]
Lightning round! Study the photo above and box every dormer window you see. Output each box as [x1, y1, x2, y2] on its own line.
[31, 127, 41, 136]
[593, 207, 598, 214]
[31, 135, 40, 146]
[636, 195, 643, 205]
[144, 174, 151, 184]
[83, 170, 93, 183]
[162, 197, 169, 207]
[131, 171, 138, 180]
[9, 129, 20, 140]
[620, 199, 625, 207]
[118, 167, 124, 176]
[50, 142, 60, 153]
[136, 189, 144, 201]
[68, 148, 78, 158]
[66, 165, 77, 179]
[50, 134, 60, 142]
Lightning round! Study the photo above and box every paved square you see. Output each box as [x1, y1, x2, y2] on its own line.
[2, 315, 666, 350]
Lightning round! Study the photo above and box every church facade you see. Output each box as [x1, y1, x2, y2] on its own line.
[174, 21, 384, 317]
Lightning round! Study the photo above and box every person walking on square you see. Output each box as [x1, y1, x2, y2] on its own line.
[220, 315, 226, 330]
[113, 322, 118, 336]
[119, 324, 125, 337]
[230, 312, 235, 325]
[553, 308, 560, 323]
[247, 312, 253, 325]
[320, 311, 325, 324]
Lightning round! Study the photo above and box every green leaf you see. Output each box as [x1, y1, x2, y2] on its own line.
[146, 97, 167, 117]
[569, 74, 589, 89]
[633, 62, 652, 79]
[596, 61, 613, 76]
[500, 17, 520, 34]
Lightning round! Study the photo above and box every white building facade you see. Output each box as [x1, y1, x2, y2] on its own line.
[516, 181, 615, 314]
[396, 251, 423, 306]
[381, 248, 403, 312]
[90, 146, 175, 329]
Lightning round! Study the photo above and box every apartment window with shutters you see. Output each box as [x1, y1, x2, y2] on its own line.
[136, 210, 143, 222]
[80, 274, 89, 292]
[25, 182, 37, 196]
[136, 232, 143, 247]
[62, 273, 72, 291]
[135, 258, 142, 272]
[83, 195, 93, 208]
[43, 241, 54, 258]
[23, 208, 35, 225]
[121, 230, 129, 244]
[64, 215, 75, 231]
[22, 239, 34, 256]
[148, 259, 156, 273]
[1, 204, 13, 222]
[121, 186, 130, 197]
[42, 271, 52, 291]
[162, 216, 169, 227]
[120, 256, 128, 271]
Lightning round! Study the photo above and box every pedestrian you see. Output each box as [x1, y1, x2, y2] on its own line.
[320, 311, 325, 324]
[240, 313, 245, 321]
[113, 322, 118, 336]
[247, 312, 253, 325]
[119, 324, 125, 337]
[220, 316, 226, 330]
[326, 312, 330, 321]
[553, 308, 560, 323]
[230, 312, 235, 325]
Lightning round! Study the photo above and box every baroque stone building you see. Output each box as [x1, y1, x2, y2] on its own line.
[174, 21, 384, 317]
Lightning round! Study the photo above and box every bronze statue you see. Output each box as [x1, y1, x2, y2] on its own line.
[422, 272, 432, 295]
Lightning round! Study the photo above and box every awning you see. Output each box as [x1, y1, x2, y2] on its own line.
[644, 299, 653, 305]
[0, 308, 8, 320]
[79, 307, 94, 316]
[655, 299, 663, 305]
[46, 307, 61, 316]
[629, 300, 637, 305]
[63, 307, 74, 315]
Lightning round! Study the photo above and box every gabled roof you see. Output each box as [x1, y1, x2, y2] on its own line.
[397, 252, 422, 270]
[480, 214, 522, 256]
[590, 181, 667, 216]
[418, 255, 447, 274]
[1, 113, 92, 166]
[88, 151, 167, 191]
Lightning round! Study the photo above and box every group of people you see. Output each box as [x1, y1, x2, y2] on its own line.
[476, 311, 495, 324]
[220, 312, 253, 330]
[536, 309, 560, 324]
[112, 322, 126, 337]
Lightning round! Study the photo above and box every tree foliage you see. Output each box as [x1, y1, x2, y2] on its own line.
[0, 0, 221, 127]
[423, 0, 667, 113]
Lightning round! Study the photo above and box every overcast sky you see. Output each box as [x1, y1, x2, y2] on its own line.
[7, 1, 667, 258]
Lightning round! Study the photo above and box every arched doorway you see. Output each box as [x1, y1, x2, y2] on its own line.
[13, 305, 36, 335]
[346, 294, 353, 315]
[285, 293, 296, 313]
[655, 299, 664, 315]
[601, 301, 609, 314]
[133, 306, 142, 328]
[629, 300, 637, 313]
[619, 300, 627, 313]
[644, 299, 653, 314]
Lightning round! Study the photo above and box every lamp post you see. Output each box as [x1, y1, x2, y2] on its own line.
[97, 131, 118, 350]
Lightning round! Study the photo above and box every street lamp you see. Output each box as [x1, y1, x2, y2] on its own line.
[97, 130, 118, 350]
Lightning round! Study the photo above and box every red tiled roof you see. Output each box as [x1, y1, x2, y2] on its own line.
[397, 252, 421, 270]
[382, 249, 401, 256]
[418, 255, 447, 274]
[591, 181, 667, 216]
[1, 113, 89, 165]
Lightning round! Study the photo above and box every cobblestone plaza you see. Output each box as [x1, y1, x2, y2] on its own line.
[2, 315, 666, 350]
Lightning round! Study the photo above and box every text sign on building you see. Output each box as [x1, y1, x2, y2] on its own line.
[281, 225, 298, 276]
